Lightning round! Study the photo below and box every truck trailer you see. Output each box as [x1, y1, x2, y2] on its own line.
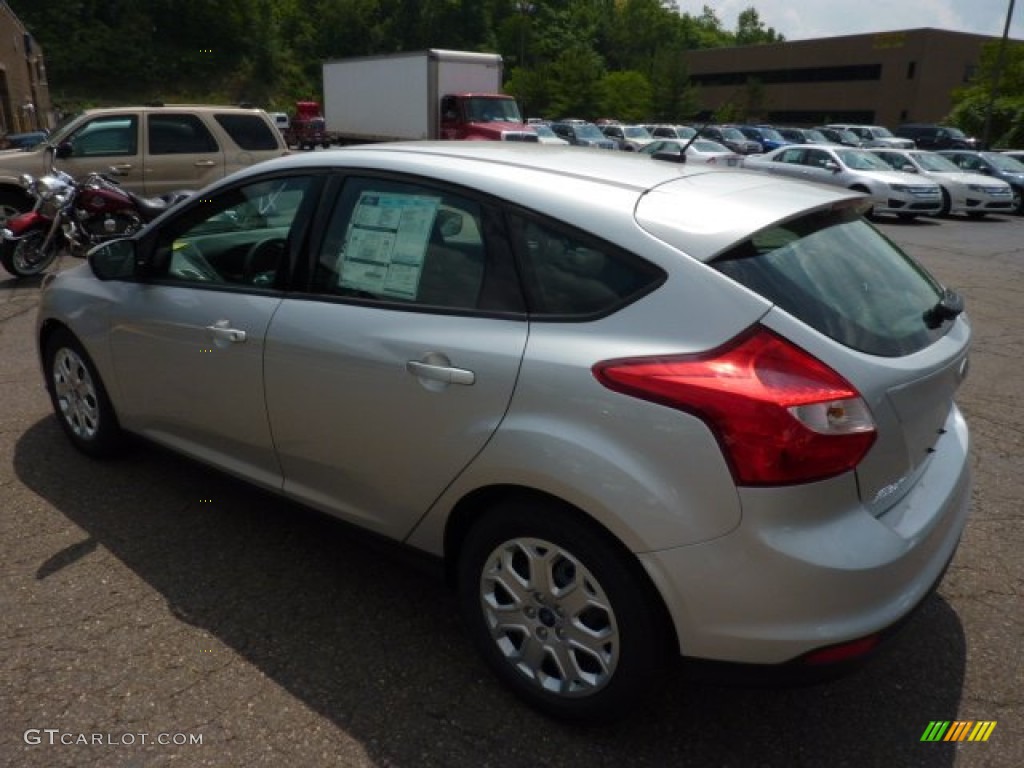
[322, 49, 537, 144]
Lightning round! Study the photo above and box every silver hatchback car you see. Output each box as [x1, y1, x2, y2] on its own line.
[36, 144, 971, 721]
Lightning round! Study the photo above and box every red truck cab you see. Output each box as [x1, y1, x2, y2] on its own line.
[284, 101, 332, 150]
[440, 94, 537, 142]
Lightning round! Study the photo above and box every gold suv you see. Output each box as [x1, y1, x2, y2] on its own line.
[0, 105, 288, 220]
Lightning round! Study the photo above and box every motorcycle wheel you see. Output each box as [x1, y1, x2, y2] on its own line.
[0, 228, 60, 277]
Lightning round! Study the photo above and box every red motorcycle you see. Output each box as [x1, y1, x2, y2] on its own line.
[0, 162, 192, 278]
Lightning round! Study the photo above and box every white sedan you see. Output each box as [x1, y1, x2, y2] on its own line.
[743, 145, 942, 219]
[869, 148, 1015, 217]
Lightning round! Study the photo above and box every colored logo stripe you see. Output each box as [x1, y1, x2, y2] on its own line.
[920, 721, 996, 742]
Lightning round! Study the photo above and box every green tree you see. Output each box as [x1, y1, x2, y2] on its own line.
[948, 40, 1024, 147]
[734, 7, 785, 45]
[597, 70, 652, 122]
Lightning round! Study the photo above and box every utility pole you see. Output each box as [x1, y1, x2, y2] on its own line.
[982, 0, 1016, 149]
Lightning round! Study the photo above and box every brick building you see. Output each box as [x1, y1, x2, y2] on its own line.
[0, 2, 51, 134]
[685, 28, 1013, 128]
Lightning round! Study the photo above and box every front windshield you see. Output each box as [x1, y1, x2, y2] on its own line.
[721, 127, 746, 141]
[836, 149, 892, 171]
[466, 97, 522, 123]
[576, 124, 607, 140]
[804, 129, 829, 143]
[44, 112, 83, 144]
[912, 152, 961, 172]
[984, 152, 1024, 172]
[869, 126, 896, 138]
[533, 124, 557, 138]
[759, 128, 784, 142]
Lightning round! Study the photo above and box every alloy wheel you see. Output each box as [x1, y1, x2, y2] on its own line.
[478, 536, 620, 697]
[52, 346, 101, 441]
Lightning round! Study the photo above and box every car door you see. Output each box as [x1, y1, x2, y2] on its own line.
[143, 112, 227, 195]
[57, 112, 145, 191]
[104, 173, 322, 488]
[767, 147, 809, 180]
[263, 174, 529, 539]
[798, 147, 840, 185]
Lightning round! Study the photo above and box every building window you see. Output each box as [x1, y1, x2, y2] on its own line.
[690, 63, 882, 87]
[907, 61, 916, 79]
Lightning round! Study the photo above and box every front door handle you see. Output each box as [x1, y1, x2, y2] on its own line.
[406, 360, 475, 386]
[194, 160, 217, 168]
[206, 319, 247, 343]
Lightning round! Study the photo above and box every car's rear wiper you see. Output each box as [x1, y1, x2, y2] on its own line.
[923, 288, 964, 328]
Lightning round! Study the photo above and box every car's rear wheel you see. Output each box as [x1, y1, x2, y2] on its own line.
[457, 498, 671, 721]
[43, 328, 123, 458]
[1013, 186, 1024, 215]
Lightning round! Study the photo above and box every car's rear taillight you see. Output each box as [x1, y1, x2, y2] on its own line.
[593, 326, 876, 486]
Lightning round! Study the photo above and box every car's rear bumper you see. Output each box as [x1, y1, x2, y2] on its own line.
[640, 404, 970, 665]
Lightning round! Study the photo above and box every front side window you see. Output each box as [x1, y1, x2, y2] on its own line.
[67, 115, 138, 157]
[149, 175, 315, 288]
[713, 207, 948, 357]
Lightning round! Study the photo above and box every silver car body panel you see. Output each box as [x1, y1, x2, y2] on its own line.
[263, 301, 528, 539]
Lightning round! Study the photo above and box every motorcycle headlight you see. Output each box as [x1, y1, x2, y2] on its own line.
[35, 175, 71, 201]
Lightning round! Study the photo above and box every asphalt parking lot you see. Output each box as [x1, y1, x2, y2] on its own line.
[1, 212, 1021, 768]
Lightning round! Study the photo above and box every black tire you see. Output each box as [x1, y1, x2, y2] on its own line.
[1013, 186, 1024, 215]
[43, 328, 124, 458]
[0, 228, 60, 277]
[939, 188, 952, 217]
[457, 498, 672, 721]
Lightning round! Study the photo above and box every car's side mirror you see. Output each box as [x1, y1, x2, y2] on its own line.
[88, 238, 136, 281]
[902, 164, 918, 173]
[55, 142, 73, 159]
[825, 161, 840, 172]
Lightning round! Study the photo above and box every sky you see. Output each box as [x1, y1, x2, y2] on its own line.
[672, 0, 1024, 42]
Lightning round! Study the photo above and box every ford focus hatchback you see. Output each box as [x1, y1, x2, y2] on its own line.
[36, 144, 971, 721]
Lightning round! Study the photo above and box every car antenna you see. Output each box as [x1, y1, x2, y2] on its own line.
[653, 110, 715, 165]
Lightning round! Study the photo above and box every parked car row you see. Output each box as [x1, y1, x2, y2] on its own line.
[739, 144, 1024, 218]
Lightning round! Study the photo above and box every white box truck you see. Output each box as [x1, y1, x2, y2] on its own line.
[322, 49, 536, 144]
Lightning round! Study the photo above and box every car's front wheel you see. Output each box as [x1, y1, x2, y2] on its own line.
[457, 498, 672, 721]
[43, 328, 124, 458]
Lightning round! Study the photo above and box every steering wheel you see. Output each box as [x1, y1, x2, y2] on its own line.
[243, 238, 286, 285]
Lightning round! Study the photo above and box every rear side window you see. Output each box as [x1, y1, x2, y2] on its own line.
[713, 208, 948, 357]
[509, 213, 665, 318]
[214, 114, 281, 150]
[148, 114, 218, 154]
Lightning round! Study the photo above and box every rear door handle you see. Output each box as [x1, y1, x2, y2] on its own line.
[206, 319, 247, 343]
[406, 360, 475, 385]
[194, 160, 217, 168]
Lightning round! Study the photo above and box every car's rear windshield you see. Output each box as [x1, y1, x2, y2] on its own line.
[712, 207, 951, 357]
